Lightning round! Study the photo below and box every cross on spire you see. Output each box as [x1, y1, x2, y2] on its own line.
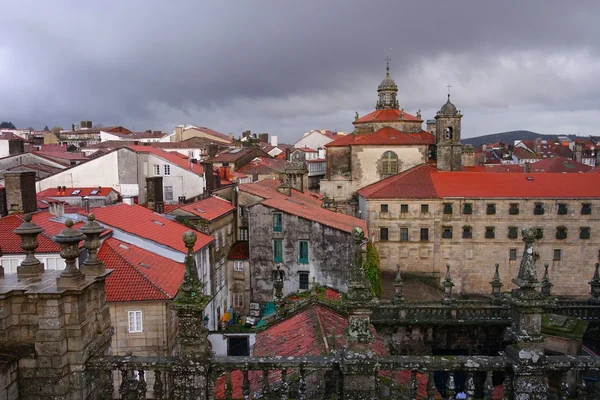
[385, 57, 391, 76]
[446, 84, 452, 99]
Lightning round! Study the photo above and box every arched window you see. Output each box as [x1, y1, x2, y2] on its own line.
[381, 151, 398, 176]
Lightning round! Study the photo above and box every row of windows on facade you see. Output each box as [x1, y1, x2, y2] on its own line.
[153, 164, 171, 176]
[380, 202, 594, 216]
[378, 226, 590, 241]
[272, 239, 309, 263]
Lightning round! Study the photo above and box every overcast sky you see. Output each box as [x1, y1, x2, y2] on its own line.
[1, 1, 599, 142]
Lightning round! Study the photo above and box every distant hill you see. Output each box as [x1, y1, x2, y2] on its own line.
[462, 131, 594, 147]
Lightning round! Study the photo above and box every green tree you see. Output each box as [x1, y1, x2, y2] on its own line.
[43, 125, 49, 131]
[0, 121, 16, 129]
[364, 242, 383, 298]
[50, 126, 63, 133]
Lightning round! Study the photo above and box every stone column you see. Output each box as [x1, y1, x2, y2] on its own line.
[53, 219, 86, 288]
[504, 227, 549, 400]
[79, 214, 106, 276]
[13, 214, 44, 277]
[171, 232, 212, 399]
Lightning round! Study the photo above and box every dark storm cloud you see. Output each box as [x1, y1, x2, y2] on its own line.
[1, 0, 600, 139]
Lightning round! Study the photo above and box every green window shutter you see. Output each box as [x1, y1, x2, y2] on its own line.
[273, 213, 282, 232]
[273, 239, 283, 262]
[299, 241, 309, 263]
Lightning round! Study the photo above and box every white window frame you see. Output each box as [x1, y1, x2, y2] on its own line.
[233, 261, 243, 272]
[233, 293, 244, 308]
[153, 164, 160, 176]
[128, 310, 143, 333]
[164, 164, 171, 175]
[164, 185, 174, 202]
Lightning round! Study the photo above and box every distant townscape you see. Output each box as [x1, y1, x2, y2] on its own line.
[2, 64, 600, 399]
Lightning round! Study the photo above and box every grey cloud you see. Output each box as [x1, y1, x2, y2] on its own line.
[1, 0, 599, 140]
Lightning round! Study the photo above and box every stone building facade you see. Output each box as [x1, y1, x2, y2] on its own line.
[358, 164, 600, 296]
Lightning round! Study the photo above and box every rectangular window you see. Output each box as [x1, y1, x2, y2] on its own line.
[153, 164, 160, 176]
[379, 227, 389, 241]
[553, 249, 562, 261]
[485, 226, 495, 239]
[509, 248, 517, 261]
[272, 213, 283, 232]
[164, 186, 173, 202]
[420, 228, 429, 242]
[462, 226, 472, 239]
[580, 227, 591, 240]
[442, 226, 453, 239]
[233, 293, 244, 309]
[400, 227, 409, 242]
[535, 227, 544, 240]
[421, 204, 429, 213]
[486, 204, 496, 215]
[508, 226, 518, 239]
[299, 272, 309, 290]
[299, 240, 309, 263]
[534, 203, 544, 215]
[509, 203, 519, 215]
[273, 239, 283, 262]
[582, 203, 592, 215]
[400, 204, 409, 213]
[239, 228, 249, 241]
[234, 261, 243, 272]
[556, 227, 567, 240]
[463, 203, 472, 215]
[164, 165, 171, 176]
[557, 203, 568, 215]
[443, 203, 453, 215]
[380, 204, 388, 213]
[127, 311, 143, 333]
[239, 206, 247, 218]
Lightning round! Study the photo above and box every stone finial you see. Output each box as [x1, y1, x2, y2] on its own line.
[53, 219, 86, 287]
[172, 231, 212, 359]
[490, 263, 503, 301]
[541, 264, 553, 297]
[79, 214, 106, 276]
[442, 264, 454, 302]
[13, 213, 44, 276]
[273, 265, 284, 307]
[354, 111, 359, 121]
[393, 264, 404, 303]
[346, 227, 373, 302]
[512, 227, 540, 290]
[416, 109, 422, 119]
[589, 263, 600, 302]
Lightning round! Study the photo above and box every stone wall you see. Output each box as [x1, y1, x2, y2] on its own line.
[353, 120, 423, 134]
[363, 197, 600, 296]
[247, 203, 354, 302]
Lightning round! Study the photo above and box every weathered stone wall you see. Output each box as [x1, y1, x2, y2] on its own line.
[363, 197, 600, 296]
[0, 357, 19, 400]
[353, 120, 423, 134]
[325, 147, 351, 179]
[227, 259, 251, 315]
[248, 203, 354, 303]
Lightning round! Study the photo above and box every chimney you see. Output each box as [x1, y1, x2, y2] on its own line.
[202, 161, 215, 193]
[534, 138, 542, 155]
[270, 135, 278, 147]
[574, 142, 583, 163]
[0, 186, 7, 217]
[174, 125, 184, 142]
[228, 133, 233, 142]
[276, 183, 291, 196]
[524, 162, 531, 173]
[145, 176, 164, 212]
[242, 130, 251, 138]
[207, 144, 219, 158]
[285, 147, 291, 161]
[49, 201, 65, 217]
[4, 171, 37, 214]
[82, 196, 90, 214]
[259, 133, 269, 143]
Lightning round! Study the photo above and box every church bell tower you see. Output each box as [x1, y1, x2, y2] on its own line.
[435, 93, 463, 171]
[376, 60, 400, 110]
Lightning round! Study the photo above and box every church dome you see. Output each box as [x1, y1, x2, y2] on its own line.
[439, 94, 458, 115]
[378, 65, 397, 92]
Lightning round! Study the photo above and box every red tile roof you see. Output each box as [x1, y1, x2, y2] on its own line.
[0, 132, 25, 141]
[127, 145, 204, 175]
[171, 196, 235, 221]
[529, 157, 593, 173]
[294, 147, 317, 153]
[227, 241, 249, 260]
[358, 164, 600, 199]
[354, 109, 422, 123]
[99, 238, 184, 302]
[239, 180, 365, 234]
[186, 126, 231, 143]
[37, 187, 117, 198]
[326, 127, 435, 147]
[210, 147, 269, 163]
[33, 151, 89, 161]
[237, 157, 287, 175]
[512, 147, 541, 160]
[82, 204, 213, 253]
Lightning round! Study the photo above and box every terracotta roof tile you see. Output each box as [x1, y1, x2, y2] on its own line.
[239, 181, 364, 234]
[127, 145, 204, 175]
[185, 126, 231, 143]
[355, 109, 422, 123]
[81, 204, 213, 253]
[210, 147, 269, 163]
[171, 196, 235, 221]
[326, 127, 435, 147]
[227, 241, 249, 260]
[237, 157, 287, 175]
[359, 163, 600, 199]
[37, 187, 117, 198]
[529, 157, 593, 173]
[99, 238, 184, 302]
